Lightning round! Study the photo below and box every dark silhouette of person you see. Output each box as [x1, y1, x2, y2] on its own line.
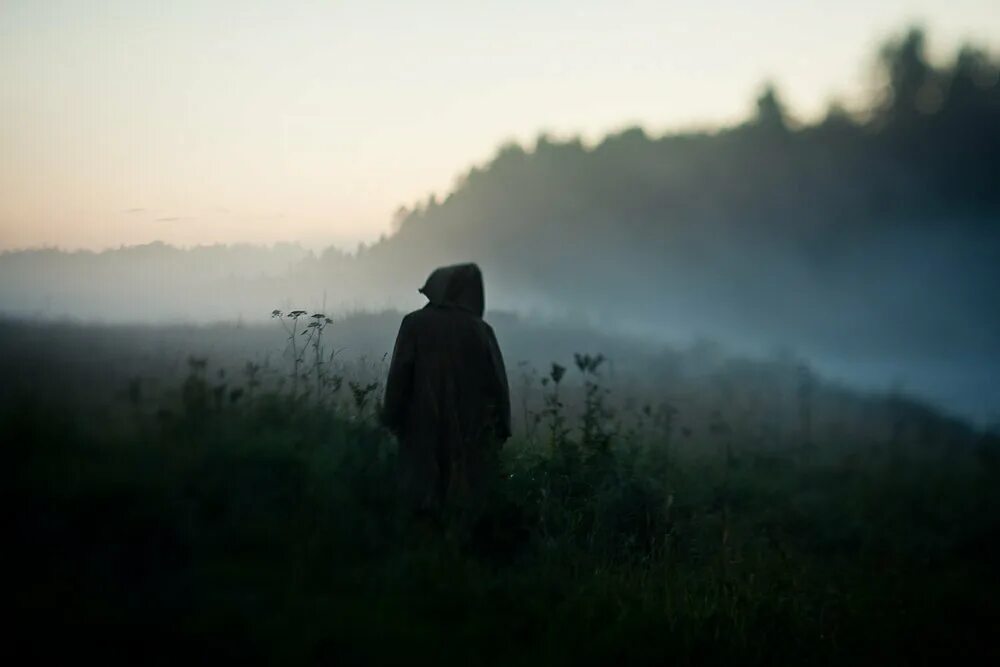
[382, 263, 511, 515]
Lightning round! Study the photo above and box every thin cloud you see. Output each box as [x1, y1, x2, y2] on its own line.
[123, 208, 146, 214]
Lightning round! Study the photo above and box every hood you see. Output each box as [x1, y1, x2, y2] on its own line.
[419, 263, 485, 317]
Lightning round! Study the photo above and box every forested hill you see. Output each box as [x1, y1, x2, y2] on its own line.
[348, 28, 999, 370]
[358, 28, 999, 324]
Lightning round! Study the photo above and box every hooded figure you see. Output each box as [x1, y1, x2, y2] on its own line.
[382, 263, 511, 513]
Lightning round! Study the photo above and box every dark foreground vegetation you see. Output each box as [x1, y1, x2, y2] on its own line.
[6, 318, 1000, 665]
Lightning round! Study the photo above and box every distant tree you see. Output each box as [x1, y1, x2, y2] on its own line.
[391, 206, 410, 234]
[945, 46, 998, 115]
[821, 101, 857, 129]
[876, 28, 935, 128]
[753, 83, 789, 132]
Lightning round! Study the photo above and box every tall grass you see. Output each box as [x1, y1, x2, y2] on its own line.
[6, 317, 1000, 665]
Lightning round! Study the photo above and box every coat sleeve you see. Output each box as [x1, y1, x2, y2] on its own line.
[485, 325, 512, 442]
[382, 315, 416, 437]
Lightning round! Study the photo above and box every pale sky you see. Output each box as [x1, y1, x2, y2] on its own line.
[1, 0, 997, 252]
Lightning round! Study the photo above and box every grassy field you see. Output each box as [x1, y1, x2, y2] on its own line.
[6, 317, 999, 665]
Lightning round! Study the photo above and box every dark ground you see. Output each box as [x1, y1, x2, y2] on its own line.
[5, 319, 1000, 665]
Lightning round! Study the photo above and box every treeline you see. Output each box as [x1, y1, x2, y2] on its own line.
[357, 28, 999, 319]
[380, 27, 999, 258]
[342, 28, 999, 417]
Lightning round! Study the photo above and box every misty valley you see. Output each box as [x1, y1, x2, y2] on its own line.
[5, 24, 999, 666]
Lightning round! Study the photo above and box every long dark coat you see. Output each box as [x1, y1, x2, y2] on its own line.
[382, 264, 511, 511]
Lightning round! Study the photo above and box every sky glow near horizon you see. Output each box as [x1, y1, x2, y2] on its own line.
[1, 0, 997, 252]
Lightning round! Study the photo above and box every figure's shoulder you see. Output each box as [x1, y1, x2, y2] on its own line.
[400, 306, 434, 329]
[410, 303, 439, 316]
[476, 319, 501, 344]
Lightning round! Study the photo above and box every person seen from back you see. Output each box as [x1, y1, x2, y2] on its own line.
[381, 263, 511, 519]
